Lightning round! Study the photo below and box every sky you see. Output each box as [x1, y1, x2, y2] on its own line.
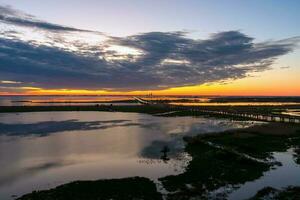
[0, 0, 299, 96]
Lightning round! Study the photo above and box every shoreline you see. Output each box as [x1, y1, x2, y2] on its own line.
[2, 106, 300, 199]
[1, 104, 299, 122]
[16, 122, 300, 200]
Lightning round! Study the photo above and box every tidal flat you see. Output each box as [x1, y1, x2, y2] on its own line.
[15, 122, 300, 200]
[0, 110, 251, 199]
[1, 105, 300, 199]
[17, 177, 163, 200]
[160, 123, 300, 199]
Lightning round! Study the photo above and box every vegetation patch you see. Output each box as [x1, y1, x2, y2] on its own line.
[160, 123, 300, 199]
[249, 186, 300, 200]
[17, 177, 163, 200]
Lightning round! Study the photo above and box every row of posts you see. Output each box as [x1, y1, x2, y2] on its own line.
[185, 108, 300, 124]
[142, 99, 300, 124]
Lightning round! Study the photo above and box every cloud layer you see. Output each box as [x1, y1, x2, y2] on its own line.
[0, 5, 299, 92]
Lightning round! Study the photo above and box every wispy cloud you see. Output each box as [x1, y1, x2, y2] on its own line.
[0, 5, 299, 92]
[0, 80, 22, 84]
[0, 5, 94, 32]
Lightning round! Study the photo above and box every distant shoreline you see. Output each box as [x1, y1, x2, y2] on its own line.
[1, 104, 300, 122]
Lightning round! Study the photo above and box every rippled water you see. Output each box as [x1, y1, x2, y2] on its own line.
[0, 111, 251, 199]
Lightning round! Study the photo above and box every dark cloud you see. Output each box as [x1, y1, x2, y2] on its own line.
[0, 5, 299, 91]
[0, 119, 138, 137]
[113, 31, 299, 88]
[0, 5, 93, 32]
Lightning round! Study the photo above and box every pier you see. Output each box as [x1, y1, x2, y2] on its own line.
[193, 109, 300, 124]
[133, 97, 300, 124]
[133, 97, 153, 105]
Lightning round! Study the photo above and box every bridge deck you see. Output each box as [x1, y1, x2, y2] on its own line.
[133, 97, 300, 124]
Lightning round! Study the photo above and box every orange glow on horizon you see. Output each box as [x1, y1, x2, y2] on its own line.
[1, 81, 299, 96]
[1, 68, 300, 96]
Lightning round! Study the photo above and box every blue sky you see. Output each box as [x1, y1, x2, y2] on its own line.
[1, 0, 299, 39]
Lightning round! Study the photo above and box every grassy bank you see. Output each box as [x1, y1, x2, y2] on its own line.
[160, 123, 300, 199]
[17, 177, 162, 200]
[0, 105, 170, 114]
[249, 186, 300, 199]
[1, 104, 300, 125]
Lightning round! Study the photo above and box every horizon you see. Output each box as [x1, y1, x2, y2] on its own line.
[0, 0, 299, 96]
[1, 94, 300, 98]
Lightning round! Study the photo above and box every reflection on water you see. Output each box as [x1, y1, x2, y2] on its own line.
[228, 149, 300, 200]
[0, 111, 251, 199]
[281, 109, 300, 117]
[170, 102, 300, 106]
[0, 96, 209, 106]
[2, 96, 300, 107]
[0, 120, 139, 137]
[0, 96, 137, 106]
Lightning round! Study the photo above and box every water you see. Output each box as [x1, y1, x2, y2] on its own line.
[0, 95, 207, 106]
[0, 96, 137, 106]
[170, 102, 300, 106]
[0, 111, 250, 199]
[2, 95, 300, 107]
[228, 149, 300, 200]
[281, 109, 300, 117]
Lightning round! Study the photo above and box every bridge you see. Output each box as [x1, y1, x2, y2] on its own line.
[191, 109, 300, 124]
[133, 97, 152, 105]
[133, 97, 300, 124]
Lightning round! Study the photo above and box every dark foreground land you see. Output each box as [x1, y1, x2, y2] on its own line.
[1, 104, 300, 119]
[16, 121, 300, 200]
[0, 105, 165, 113]
[160, 123, 300, 199]
[249, 186, 300, 200]
[17, 177, 162, 200]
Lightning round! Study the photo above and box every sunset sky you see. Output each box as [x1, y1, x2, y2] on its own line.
[0, 0, 299, 96]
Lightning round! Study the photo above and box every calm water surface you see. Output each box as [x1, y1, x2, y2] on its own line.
[2, 96, 300, 106]
[170, 102, 300, 106]
[0, 111, 251, 199]
[0, 96, 137, 106]
[281, 109, 300, 117]
[229, 149, 300, 199]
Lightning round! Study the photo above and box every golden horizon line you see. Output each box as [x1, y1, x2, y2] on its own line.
[1, 94, 300, 97]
